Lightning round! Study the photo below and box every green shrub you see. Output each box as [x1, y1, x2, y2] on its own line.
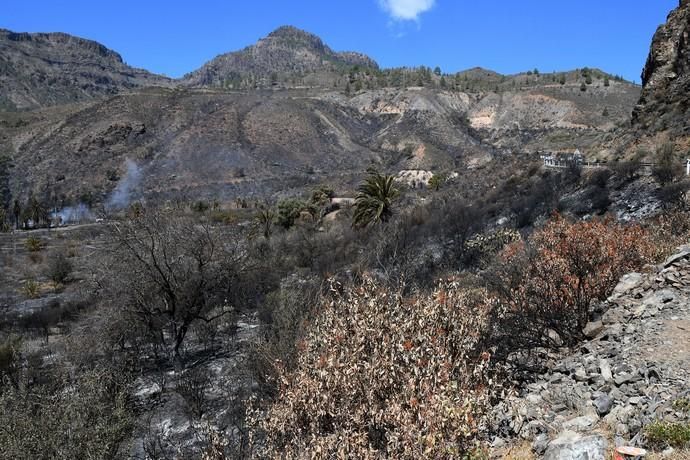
[428, 173, 447, 191]
[310, 186, 334, 206]
[21, 279, 40, 299]
[276, 198, 313, 229]
[209, 209, 238, 225]
[24, 236, 43, 252]
[191, 200, 210, 213]
[645, 421, 690, 448]
[673, 398, 690, 412]
[0, 368, 134, 459]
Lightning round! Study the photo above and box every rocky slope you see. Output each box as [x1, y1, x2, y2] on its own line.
[1, 79, 640, 207]
[183, 26, 378, 88]
[0, 29, 172, 110]
[493, 246, 690, 458]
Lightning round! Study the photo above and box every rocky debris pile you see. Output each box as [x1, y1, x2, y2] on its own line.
[492, 245, 690, 457]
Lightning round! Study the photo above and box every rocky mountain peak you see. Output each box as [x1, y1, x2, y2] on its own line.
[183, 25, 378, 87]
[264, 25, 326, 51]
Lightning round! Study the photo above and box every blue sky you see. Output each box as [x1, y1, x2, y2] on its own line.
[2, 0, 679, 82]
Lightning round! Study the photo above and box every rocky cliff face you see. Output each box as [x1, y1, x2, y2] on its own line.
[183, 26, 378, 87]
[0, 29, 172, 110]
[632, 1, 690, 137]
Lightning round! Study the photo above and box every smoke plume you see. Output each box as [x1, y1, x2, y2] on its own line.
[51, 203, 94, 225]
[106, 159, 142, 210]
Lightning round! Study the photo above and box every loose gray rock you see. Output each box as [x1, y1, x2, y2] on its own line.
[611, 273, 644, 297]
[532, 433, 549, 455]
[599, 359, 613, 382]
[562, 414, 598, 432]
[490, 245, 690, 449]
[543, 431, 608, 460]
[594, 394, 614, 416]
[583, 320, 604, 339]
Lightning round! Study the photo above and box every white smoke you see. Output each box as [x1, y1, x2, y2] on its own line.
[51, 203, 94, 225]
[106, 159, 142, 210]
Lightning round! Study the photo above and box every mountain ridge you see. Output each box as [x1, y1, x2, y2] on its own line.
[0, 28, 172, 110]
[0, 24, 637, 109]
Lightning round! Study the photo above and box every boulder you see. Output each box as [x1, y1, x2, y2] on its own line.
[663, 247, 690, 268]
[532, 433, 549, 455]
[594, 394, 614, 416]
[611, 273, 644, 297]
[583, 320, 604, 339]
[544, 431, 608, 460]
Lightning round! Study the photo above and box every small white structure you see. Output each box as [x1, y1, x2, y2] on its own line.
[541, 154, 557, 167]
[686, 159, 690, 176]
[542, 149, 586, 168]
[573, 149, 584, 164]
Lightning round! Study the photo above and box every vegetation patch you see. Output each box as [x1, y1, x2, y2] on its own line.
[249, 278, 497, 458]
[645, 421, 690, 449]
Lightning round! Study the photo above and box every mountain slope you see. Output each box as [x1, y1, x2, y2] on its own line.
[0, 29, 172, 110]
[183, 26, 378, 88]
[0, 25, 642, 205]
[1, 78, 639, 206]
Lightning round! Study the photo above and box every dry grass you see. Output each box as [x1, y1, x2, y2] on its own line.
[492, 441, 537, 459]
[647, 450, 690, 460]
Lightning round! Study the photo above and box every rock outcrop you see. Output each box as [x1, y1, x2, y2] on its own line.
[492, 245, 690, 457]
[632, 1, 690, 137]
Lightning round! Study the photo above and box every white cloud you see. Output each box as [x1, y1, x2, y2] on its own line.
[379, 0, 436, 21]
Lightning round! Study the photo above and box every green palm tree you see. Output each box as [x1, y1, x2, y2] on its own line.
[24, 195, 48, 228]
[352, 169, 400, 228]
[256, 206, 275, 239]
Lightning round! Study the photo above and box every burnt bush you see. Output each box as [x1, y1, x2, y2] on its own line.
[248, 278, 495, 458]
[177, 367, 210, 418]
[97, 210, 242, 366]
[657, 180, 690, 209]
[19, 299, 90, 338]
[45, 250, 73, 284]
[483, 215, 654, 364]
[610, 159, 641, 183]
[586, 169, 612, 188]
